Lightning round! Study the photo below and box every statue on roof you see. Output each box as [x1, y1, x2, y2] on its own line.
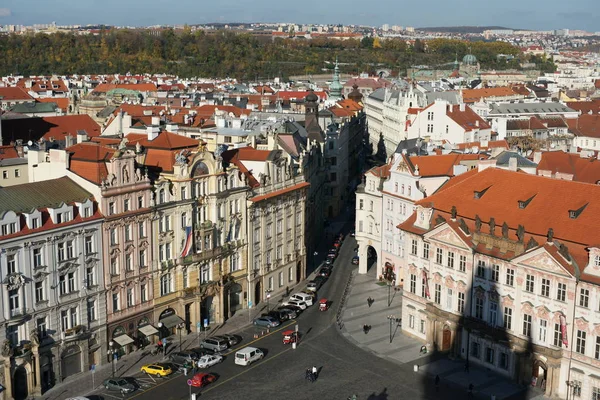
[475, 215, 482, 232]
[175, 150, 188, 166]
[502, 222, 509, 239]
[450, 206, 457, 220]
[547, 228, 554, 243]
[489, 217, 496, 236]
[516, 225, 525, 243]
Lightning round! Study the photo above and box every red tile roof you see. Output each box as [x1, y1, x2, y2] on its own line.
[0, 87, 34, 101]
[250, 182, 310, 202]
[537, 151, 600, 184]
[566, 115, 600, 138]
[0, 145, 20, 160]
[455, 140, 509, 151]
[93, 83, 158, 93]
[125, 131, 199, 150]
[461, 87, 520, 103]
[195, 105, 252, 119]
[274, 91, 328, 101]
[405, 153, 483, 177]
[39, 115, 101, 141]
[366, 163, 391, 178]
[447, 106, 491, 131]
[566, 100, 600, 115]
[38, 97, 69, 113]
[66, 142, 115, 184]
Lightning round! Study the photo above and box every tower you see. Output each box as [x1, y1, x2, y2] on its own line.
[329, 57, 344, 101]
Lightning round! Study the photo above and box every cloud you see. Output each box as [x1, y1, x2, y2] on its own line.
[0, 8, 11, 17]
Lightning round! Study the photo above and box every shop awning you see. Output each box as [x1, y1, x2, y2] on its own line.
[159, 314, 185, 329]
[113, 334, 134, 346]
[138, 325, 159, 337]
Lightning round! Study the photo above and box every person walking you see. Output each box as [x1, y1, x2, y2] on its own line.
[312, 365, 318, 381]
[162, 338, 168, 355]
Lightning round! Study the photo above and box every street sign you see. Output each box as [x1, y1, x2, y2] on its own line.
[248, 301, 253, 308]
[196, 322, 201, 328]
[90, 364, 96, 373]
[203, 318, 209, 327]
[187, 379, 193, 386]
[266, 293, 271, 299]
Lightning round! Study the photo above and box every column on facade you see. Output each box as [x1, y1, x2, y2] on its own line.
[358, 244, 368, 274]
[32, 345, 41, 396]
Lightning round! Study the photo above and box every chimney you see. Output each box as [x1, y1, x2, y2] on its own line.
[508, 156, 518, 171]
[475, 120, 479, 127]
[76, 132, 88, 143]
[459, 103, 466, 112]
[533, 151, 542, 164]
[151, 116, 160, 126]
[65, 134, 75, 148]
[165, 123, 179, 133]
[147, 124, 160, 141]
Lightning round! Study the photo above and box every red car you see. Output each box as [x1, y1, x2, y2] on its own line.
[189, 372, 217, 388]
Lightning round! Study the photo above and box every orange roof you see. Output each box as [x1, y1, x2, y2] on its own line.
[537, 151, 600, 184]
[39, 115, 101, 141]
[93, 83, 158, 93]
[250, 182, 310, 202]
[461, 87, 520, 103]
[566, 115, 600, 138]
[366, 163, 391, 178]
[125, 131, 199, 150]
[455, 140, 509, 151]
[234, 146, 274, 162]
[67, 142, 115, 184]
[447, 105, 491, 131]
[335, 99, 363, 112]
[38, 97, 69, 113]
[405, 153, 483, 177]
[0, 87, 34, 101]
[195, 105, 252, 119]
[0, 145, 20, 160]
[566, 99, 600, 115]
[275, 91, 327, 101]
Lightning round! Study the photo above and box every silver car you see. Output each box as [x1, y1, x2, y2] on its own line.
[200, 337, 229, 352]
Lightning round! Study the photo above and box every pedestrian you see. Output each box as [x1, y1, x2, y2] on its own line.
[464, 361, 469, 373]
[163, 338, 168, 355]
[435, 375, 440, 392]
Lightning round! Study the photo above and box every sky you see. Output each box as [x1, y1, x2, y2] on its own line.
[0, 0, 598, 32]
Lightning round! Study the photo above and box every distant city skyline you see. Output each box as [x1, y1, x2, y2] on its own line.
[0, 0, 598, 32]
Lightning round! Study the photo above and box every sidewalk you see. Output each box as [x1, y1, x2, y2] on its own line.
[339, 265, 547, 400]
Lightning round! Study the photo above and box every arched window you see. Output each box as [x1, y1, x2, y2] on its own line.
[408, 186, 412, 196]
[401, 184, 405, 194]
[394, 182, 398, 192]
[191, 162, 210, 177]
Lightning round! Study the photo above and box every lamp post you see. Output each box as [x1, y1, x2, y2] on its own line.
[266, 289, 273, 312]
[387, 279, 393, 307]
[107, 341, 117, 378]
[177, 323, 184, 352]
[387, 315, 398, 344]
[313, 251, 318, 270]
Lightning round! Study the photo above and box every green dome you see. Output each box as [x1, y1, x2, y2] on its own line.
[463, 54, 477, 65]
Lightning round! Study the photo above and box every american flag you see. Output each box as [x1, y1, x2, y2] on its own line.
[180, 227, 193, 258]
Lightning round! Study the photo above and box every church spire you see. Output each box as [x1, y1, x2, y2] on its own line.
[329, 56, 343, 101]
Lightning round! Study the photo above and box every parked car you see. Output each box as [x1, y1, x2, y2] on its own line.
[290, 292, 314, 306]
[277, 307, 298, 319]
[280, 304, 303, 314]
[103, 378, 136, 394]
[352, 256, 359, 265]
[253, 316, 280, 327]
[306, 281, 318, 292]
[217, 333, 241, 346]
[263, 310, 287, 322]
[140, 363, 173, 377]
[196, 354, 223, 368]
[350, 230, 355, 237]
[189, 372, 217, 388]
[324, 258, 333, 266]
[169, 351, 199, 366]
[189, 347, 221, 357]
[199, 337, 229, 353]
[319, 267, 332, 277]
[282, 299, 307, 310]
[314, 276, 327, 288]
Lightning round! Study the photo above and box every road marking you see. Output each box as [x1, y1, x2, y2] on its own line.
[101, 392, 124, 400]
[201, 346, 294, 394]
[126, 321, 297, 399]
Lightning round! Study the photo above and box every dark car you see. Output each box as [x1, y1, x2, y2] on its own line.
[169, 350, 199, 365]
[217, 333, 241, 346]
[352, 256, 359, 265]
[103, 378, 136, 394]
[189, 347, 222, 357]
[314, 276, 327, 288]
[282, 304, 303, 314]
[319, 267, 332, 278]
[261, 311, 283, 322]
[277, 307, 298, 319]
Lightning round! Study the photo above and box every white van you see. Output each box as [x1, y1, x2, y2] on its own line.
[290, 292, 314, 306]
[234, 346, 264, 366]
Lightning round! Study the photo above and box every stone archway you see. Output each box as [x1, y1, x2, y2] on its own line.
[13, 365, 28, 400]
[532, 359, 548, 390]
[40, 353, 54, 393]
[254, 281, 262, 306]
[61, 344, 82, 380]
[367, 245, 377, 272]
[229, 283, 243, 315]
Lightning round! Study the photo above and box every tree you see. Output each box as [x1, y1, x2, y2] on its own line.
[360, 37, 374, 49]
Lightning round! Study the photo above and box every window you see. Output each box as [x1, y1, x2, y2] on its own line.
[32, 247, 42, 268]
[58, 242, 66, 262]
[499, 352, 509, 370]
[476, 261, 486, 278]
[490, 264, 499, 282]
[359, 199, 363, 210]
[446, 289, 453, 310]
[66, 240, 74, 259]
[423, 243, 429, 259]
[427, 111, 433, 121]
[459, 255, 466, 272]
[7, 254, 16, 274]
[112, 293, 120, 311]
[59, 275, 66, 295]
[523, 314, 532, 337]
[35, 281, 45, 303]
[70, 307, 77, 327]
[181, 186, 187, 200]
[61, 310, 68, 331]
[139, 249, 146, 267]
[485, 347, 494, 364]
[276, 219, 283, 235]
[369, 201, 373, 212]
[85, 236, 93, 254]
[475, 297, 484, 319]
[358, 221, 363, 232]
[596, 336, 600, 360]
[580, 288, 589, 308]
[127, 288, 134, 307]
[410, 274, 416, 294]
[471, 342, 480, 358]
[506, 268, 515, 286]
[159, 189, 166, 204]
[86, 267, 94, 287]
[141, 284, 147, 303]
[289, 267, 294, 282]
[125, 253, 133, 272]
[458, 292, 465, 313]
[268, 277, 274, 291]
[109, 202, 116, 215]
[409, 315, 415, 329]
[110, 257, 119, 275]
[124, 225, 133, 242]
[87, 300, 96, 322]
[160, 274, 172, 296]
[421, 275, 427, 298]
[447, 252, 454, 269]
[550, 323, 562, 347]
[2, 171, 6, 179]
[37, 317, 47, 339]
[436, 248, 443, 264]
[279, 272, 284, 287]
[138, 196, 144, 208]
[427, 124, 433, 133]
[539, 319, 547, 343]
[489, 302, 498, 326]
[557, 283, 566, 301]
[525, 274, 535, 293]
[434, 284, 441, 305]
[541, 278, 550, 297]
[68, 272, 75, 292]
[411, 240, 418, 255]
[110, 228, 117, 245]
[138, 222, 146, 238]
[230, 255, 239, 272]
[503, 307, 512, 330]
[14, 169, 20, 178]
[123, 199, 130, 212]
[31, 217, 39, 229]
[420, 319, 426, 334]
[368, 222, 373, 234]
[576, 330, 586, 354]
[266, 223, 272, 239]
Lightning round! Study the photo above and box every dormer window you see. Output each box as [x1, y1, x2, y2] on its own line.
[474, 187, 490, 199]
[568, 203, 588, 219]
[39, 85, 46, 89]
[595, 254, 600, 267]
[518, 195, 535, 209]
[31, 217, 39, 229]
[1, 223, 16, 235]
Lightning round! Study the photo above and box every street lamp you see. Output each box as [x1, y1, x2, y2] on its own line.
[266, 289, 273, 312]
[387, 279, 394, 307]
[177, 323, 185, 352]
[313, 251, 318, 269]
[107, 341, 117, 378]
[387, 315, 399, 344]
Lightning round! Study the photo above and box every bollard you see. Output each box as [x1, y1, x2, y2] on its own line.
[413, 365, 419, 372]
[292, 342, 297, 349]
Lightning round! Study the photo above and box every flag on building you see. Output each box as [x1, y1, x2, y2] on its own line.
[180, 226, 193, 258]
[560, 314, 568, 347]
[422, 269, 430, 299]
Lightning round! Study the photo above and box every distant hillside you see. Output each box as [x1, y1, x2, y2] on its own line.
[418, 26, 517, 34]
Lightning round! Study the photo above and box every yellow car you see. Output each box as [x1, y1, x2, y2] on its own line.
[140, 363, 173, 377]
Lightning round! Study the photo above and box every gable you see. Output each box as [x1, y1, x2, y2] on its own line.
[425, 224, 471, 250]
[513, 248, 572, 278]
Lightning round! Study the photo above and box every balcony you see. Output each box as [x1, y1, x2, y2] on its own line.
[8, 308, 32, 324]
[63, 325, 87, 342]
